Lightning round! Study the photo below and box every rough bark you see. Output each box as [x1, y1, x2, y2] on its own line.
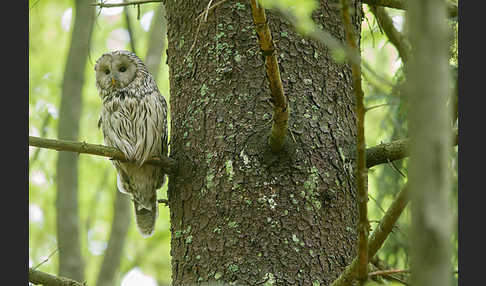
[55, 0, 95, 281]
[165, 1, 362, 285]
[408, 0, 453, 285]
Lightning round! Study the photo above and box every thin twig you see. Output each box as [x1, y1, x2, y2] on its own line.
[204, 0, 214, 22]
[92, 0, 162, 8]
[28, 136, 177, 175]
[365, 103, 392, 112]
[185, 0, 227, 61]
[29, 0, 41, 10]
[250, 0, 289, 153]
[31, 248, 59, 271]
[388, 159, 406, 178]
[340, 0, 368, 283]
[369, 194, 386, 214]
[196, 0, 228, 21]
[370, 257, 410, 285]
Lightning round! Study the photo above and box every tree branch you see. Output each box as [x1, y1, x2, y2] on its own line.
[30, 127, 457, 175]
[28, 136, 177, 175]
[369, 5, 410, 63]
[369, 269, 410, 276]
[91, 0, 162, 8]
[362, 0, 458, 18]
[250, 0, 290, 153]
[29, 268, 87, 286]
[330, 184, 410, 286]
[366, 128, 458, 168]
[340, 0, 368, 283]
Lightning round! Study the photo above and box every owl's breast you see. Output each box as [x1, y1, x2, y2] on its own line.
[101, 94, 165, 164]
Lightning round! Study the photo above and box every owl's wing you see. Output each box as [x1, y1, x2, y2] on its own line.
[158, 92, 169, 158]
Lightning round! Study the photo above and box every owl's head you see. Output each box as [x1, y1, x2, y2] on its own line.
[95, 50, 145, 95]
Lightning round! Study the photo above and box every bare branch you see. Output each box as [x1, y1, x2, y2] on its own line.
[250, 0, 290, 153]
[28, 136, 177, 175]
[31, 248, 59, 271]
[369, 5, 410, 63]
[340, 0, 368, 283]
[92, 0, 162, 8]
[366, 128, 458, 168]
[369, 269, 410, 276]
[330, 185, 410, 286]
[362, 0, 458, 18]
[29, 268, 87, 286]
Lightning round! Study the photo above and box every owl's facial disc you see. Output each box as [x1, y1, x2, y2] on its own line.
[95, 53, 137, 93]
[111, 54, 137, 88]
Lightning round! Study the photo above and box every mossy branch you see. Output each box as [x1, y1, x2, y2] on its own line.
[366, 128, 458, 168]
[362, 0, 458, 18]
[250, 0, 290, 153]
[330, 185, 410, 286]
[30, 128, 457, 173]
[340, 0, 368, 283]
[29, 136, 177, 175]
[29, 268, 87, 286]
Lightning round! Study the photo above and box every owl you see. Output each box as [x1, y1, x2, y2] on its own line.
[95, 50, 168, 237]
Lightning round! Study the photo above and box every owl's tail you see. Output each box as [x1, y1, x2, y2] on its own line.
[133, 198, 158, 237]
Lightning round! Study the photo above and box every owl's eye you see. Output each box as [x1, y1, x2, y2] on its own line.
[119, 66, 127, 72]
[104, 69, 110, 75]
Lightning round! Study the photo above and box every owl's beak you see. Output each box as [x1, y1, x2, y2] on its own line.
[111, 77, 117, 86]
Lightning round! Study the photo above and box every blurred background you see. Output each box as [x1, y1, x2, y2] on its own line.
[28, 0, 458, 285]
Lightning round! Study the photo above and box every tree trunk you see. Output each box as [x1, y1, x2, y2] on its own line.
[165, 1, 362, 285]
[145, 3, 167, 80]
[55, 0, 95, 281]
[407, 0, 453, 285]
[95, 190, 132, 286]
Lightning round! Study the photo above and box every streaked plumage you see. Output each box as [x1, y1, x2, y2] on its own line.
[95, 50, 168, 237]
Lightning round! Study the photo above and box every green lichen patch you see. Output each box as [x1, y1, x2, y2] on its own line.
[300, 166, 322, 210]
[225, 160, 234, 181]
[185, 235, 193, 244]
[228, 221, 238, 228]
[206, 172, 215, 189]
[200, 83, 209, 97]
[228, 264, 239, 272]
[262, 273, 276, 286]
[292, 234, 300, 243]
[235, 2, 245, 10]
[214, 272, 223, 280]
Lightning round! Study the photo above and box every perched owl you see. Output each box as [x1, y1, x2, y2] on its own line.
[95, 50, 168, 237]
